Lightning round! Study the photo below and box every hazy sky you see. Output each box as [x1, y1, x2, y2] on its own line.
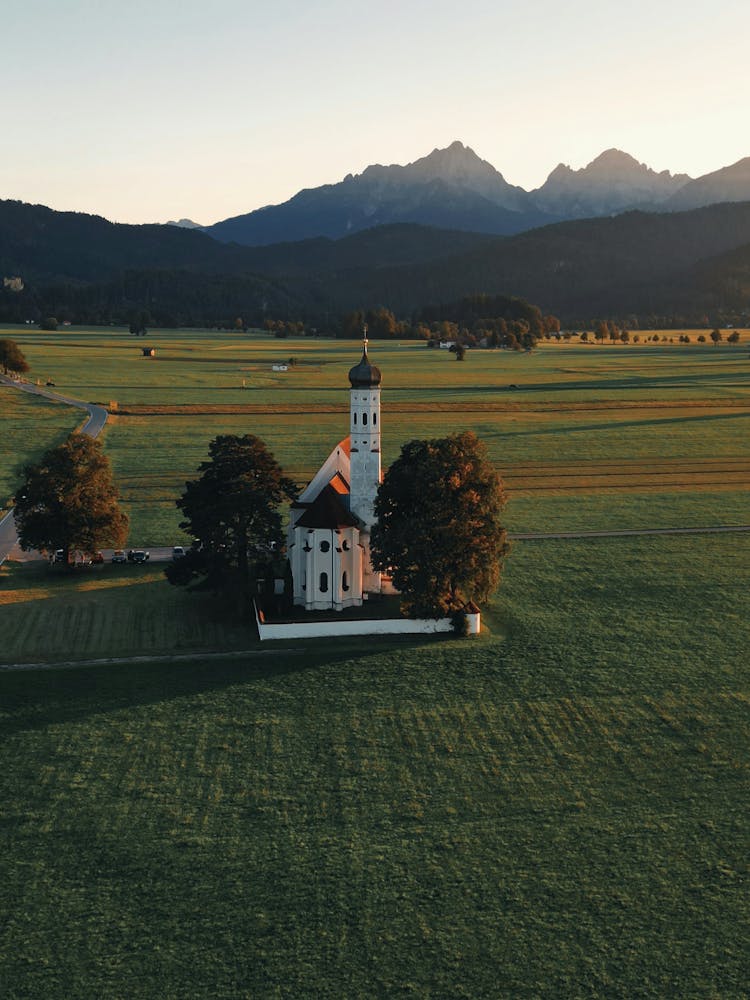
[3, 0, 749, 225]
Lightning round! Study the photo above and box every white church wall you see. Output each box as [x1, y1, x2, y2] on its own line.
[295, 526, 362, 611]
[254, 604, 455, 641]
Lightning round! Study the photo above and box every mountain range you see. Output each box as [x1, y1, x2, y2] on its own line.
[3, 195, 750, 329]
[2, 140, 750, 329]
[202, 142, 750, 247]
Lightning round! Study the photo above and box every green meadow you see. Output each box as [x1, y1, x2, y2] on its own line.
[1, 328, 749, 996]
[3, 326, 747, 542]
[1, 535, 748, 997]
[0, 389, 83, 516]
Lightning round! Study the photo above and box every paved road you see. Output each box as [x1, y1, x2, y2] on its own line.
[0, 375, 108, 564]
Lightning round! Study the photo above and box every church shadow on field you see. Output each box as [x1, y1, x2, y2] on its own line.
[0, 631, 446, 739]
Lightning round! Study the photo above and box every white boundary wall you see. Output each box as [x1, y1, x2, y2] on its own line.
[254, 602, 462, 641]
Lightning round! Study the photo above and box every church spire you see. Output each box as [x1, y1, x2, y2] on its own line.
[348, 325, 382, 388]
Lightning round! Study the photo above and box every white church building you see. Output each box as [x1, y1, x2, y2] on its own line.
[286, 340, 389, 612]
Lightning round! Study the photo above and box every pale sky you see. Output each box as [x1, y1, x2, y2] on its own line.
[3, 0, 749, 225]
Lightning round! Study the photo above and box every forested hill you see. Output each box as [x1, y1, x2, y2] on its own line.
[2, 197, 750, 327]
[0, 200, 490, 284]
[314, 202, 750, 321]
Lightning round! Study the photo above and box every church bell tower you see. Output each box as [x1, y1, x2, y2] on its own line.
[347, 330, 382, 529]
[347, 332, 382, 594]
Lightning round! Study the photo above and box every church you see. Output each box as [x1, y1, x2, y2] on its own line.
[286, 339, 391, 611]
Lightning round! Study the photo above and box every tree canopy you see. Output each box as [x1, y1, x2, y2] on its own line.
[0, 338, 29, 376]
[13, 433, 128, 563]
[370, 431, 508, 617]
[167, 434, 297, 599]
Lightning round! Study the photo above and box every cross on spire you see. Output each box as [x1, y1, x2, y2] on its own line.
[363, 323, 368, 352]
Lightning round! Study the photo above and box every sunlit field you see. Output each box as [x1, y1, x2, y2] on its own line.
[2, 326, 747, 543]
[0, 388, 82, 516]
[2, 328, 749, 997]
[1, 534, 748, 997]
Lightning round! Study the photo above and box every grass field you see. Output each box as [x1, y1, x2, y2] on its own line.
[2, 329, 749, 996]
[0, 387, 82, 515]
[2, 328, 749, 542]
[1, 534, 748, 997]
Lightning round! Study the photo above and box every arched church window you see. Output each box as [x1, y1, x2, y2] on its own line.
[353, 412, 357, 424]
[373, 413, 377, 425]
[342, 571, 349, 592]
[362, 413, 368, 425]
[319, 572, 328, 593]
[320, 540, 330, 553]
[342, 539, 350, 551]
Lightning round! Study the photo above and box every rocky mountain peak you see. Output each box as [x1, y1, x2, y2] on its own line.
[533, 149, 691, 216]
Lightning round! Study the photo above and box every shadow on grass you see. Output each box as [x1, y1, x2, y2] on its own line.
[0, 632, 452, 739]
[482, 408, 750, 440]
[441, 365, 750, 397]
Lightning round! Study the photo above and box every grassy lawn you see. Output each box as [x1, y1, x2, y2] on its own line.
[1, 534, 748, 997]
[0, 387, 82, 515]
[0, 561, 256, 664]
[2, 329, 749, 541]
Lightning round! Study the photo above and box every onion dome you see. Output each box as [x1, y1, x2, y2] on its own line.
[348, 345, 382, 388]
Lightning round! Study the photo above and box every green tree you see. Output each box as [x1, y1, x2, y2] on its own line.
[0, 338, 30, 376]
[710, 329, 722, 345]
[13, 433, 128, 565]
[365, 307, 398, 339]
[167, 435, 297, 601]
[371, 431, 508, 618]
[129, 309, 150, 337]
[728, 330, 741, 344]
[594, 320, 609, 343]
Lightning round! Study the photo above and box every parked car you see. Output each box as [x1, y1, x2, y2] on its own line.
[130, 549, 150, 564]
[53, 549, 67, 563]
[172, 545, 186, 559]
[112, 549, 127, 563]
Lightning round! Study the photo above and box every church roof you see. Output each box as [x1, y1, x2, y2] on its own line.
[296, 483, 360, 529]
[348, 344, 382, 388]
[328, 470, 349, 495]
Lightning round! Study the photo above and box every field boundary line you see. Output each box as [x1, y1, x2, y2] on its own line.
[0, 648, 305, 672]
[510, 525, 750, 540]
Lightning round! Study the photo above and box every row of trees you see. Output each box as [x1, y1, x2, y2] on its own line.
[336, 297, 561, 351]
[13, 430, 507, 622]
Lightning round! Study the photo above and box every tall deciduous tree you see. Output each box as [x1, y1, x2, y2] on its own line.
[168, 435, 297, 598]
[0, 338, 29, 376]
[371, 431, 508, 617]
[14, 433, 128, 564]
